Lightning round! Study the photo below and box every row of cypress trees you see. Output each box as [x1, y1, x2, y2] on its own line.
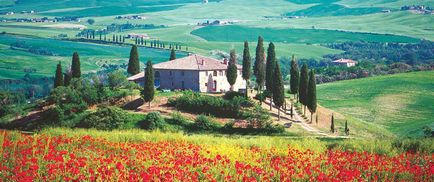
[233, 36, 285, 120]
[290, 56, 317, 122]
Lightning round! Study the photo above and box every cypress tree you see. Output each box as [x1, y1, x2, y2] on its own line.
[170, 49, 176, 60]
[307, 69, 317, 122]
[265, 42, 276, 110]
[71, 52, 81, 78]
[226, 50, 238, 91]
[331, 113, 335, 133]
[92, 31, 95, 39]
[127, 45, 140, 75]
[254, 36, 266, 95]
[141, 37, 144, 45]
[142, 60, 155, 109]
[112, 34, 115, 42]
[299, 63, 309, 115]
[99, 32, 102, 40]
[64, 72, 71, 86]
[104, 35, 106, 41]
[54, 62, 63, 88]
[273, 63, 285, 120]
[289, 55, 300, 101]
[345, 120, 350, 135]
[242, 41, 251, 98]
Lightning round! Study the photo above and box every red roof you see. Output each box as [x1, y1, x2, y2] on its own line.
[153, 54, 242, 70]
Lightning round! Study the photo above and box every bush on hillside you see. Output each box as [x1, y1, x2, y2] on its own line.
[77, 106, 128, 130]
[192, 115, 220, 131]
[223, 91, 244, 100]
[166, 112, 190, 126]
[168, 91, 248, 118]
[241, 105, 271, 128]
[140, 112, 167, 130]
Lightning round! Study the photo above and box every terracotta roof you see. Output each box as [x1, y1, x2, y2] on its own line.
[153, 54, 242, 70]
[333, 58, 357, 64]
[128, 54, 242, 81]
[127, 72, 144, 81]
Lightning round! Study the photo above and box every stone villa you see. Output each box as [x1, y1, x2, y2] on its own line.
[128, 54, 245, 92]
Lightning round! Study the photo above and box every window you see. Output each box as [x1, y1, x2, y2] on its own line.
[219, 71, 223, 76]
[213, 71, 217, 76]
[205, 83, 208, 86]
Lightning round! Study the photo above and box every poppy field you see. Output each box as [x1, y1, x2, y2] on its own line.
[0, 129, 433, 181]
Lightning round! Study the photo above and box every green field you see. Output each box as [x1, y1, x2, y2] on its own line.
[0, 34, 186, 79]
[317, 71, 434, 137]
[191, 25, 421, 43]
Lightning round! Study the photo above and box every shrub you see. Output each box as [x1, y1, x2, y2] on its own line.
[169, 91, 244, 118]
[193, 115, 220, 131]
[78, 106, 128, 130]
[254, 92, 267, 102]
[223, 91, 244, 100]
[241, 105, 270, 128]
[167, 112, 190, 126]
[140, 112, 167, 130]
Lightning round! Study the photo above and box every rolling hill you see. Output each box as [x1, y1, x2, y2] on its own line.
[317, 71, 434, 137]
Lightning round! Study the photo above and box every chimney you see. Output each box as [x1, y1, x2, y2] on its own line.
[223, 58, 228, 65]
[201, 59, 205, 65]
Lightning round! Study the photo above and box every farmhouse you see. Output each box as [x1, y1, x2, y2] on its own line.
[128, 54, 245, 92]
[333, 58, 358, 67]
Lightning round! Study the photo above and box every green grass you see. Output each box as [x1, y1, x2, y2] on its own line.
[286, 3, 383, 17]
[191, 25, 420, 44]
[317, 71, 434, 137]
[40, 128, 434, 154]
[0, 34, 186, 80]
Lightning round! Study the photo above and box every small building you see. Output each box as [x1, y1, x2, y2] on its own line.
[128, 54, 245, 92]
[127, 33, 150, 39]
[333, 59, 358, 67]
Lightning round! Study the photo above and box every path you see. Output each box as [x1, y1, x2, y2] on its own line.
[261, 98, 334, 137]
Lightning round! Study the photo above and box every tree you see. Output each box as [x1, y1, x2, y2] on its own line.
[344, 120, 350, 135]
[299, 63, 309, 115]
[64, 72, 71, 86]
[54, 62, 63, 88]
[265, 42, 276, 110]
[242, 41, 251, 98]
[273, 63, 285, 120]
[108, 70, 127, 90]
[71, 52, 81, 78]
[289, 55, 300, 101]
[87, 19, 95, 25]
[331, 113, 335, 133]
[170, 49, 176, 60]
[142, 61, 155, 108]
[127, 45, 140, 75]
[307, 69, 317, 122]
[254, 36, 266, 95]
[226, 50, 238, 91]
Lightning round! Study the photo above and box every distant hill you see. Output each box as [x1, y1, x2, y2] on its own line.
[317, 71, 434, 137]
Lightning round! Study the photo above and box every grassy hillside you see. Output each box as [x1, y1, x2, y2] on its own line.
[317, 71, 434, 137]
[286, 4, 383, 17]
[191, 25, 420, 43]
[0, 34, 186, 79]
